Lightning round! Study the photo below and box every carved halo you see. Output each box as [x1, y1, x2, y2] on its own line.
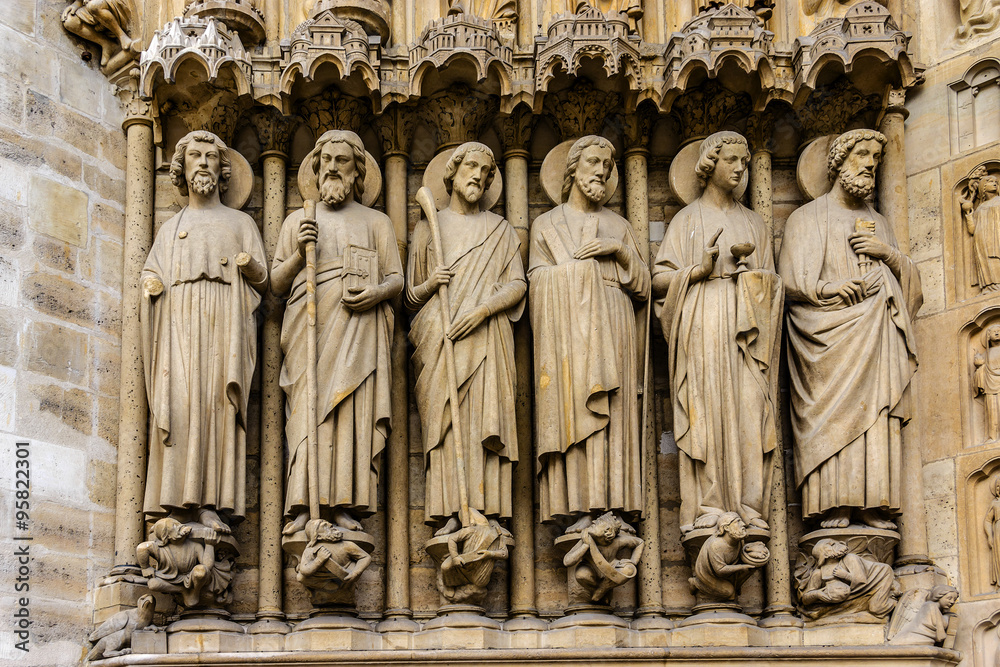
[796, 135, 837, 202]
[668, 139, 749, 206]
[539, 138, 620, 206]
[177, 146, 255, 211]
[296, 146, 383, 208]
[421, 147, 504, 212]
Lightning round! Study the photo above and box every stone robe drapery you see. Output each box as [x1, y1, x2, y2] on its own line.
[972, 198, 1000, 290]
[274, 201, 401, 518]
[528, 204, 650, 523]
[407, 210, 524, 524]
[797, 552, 896, 621]
[778, 195, 922, 520]
[653, 200, 782, 530]
[141, 207, 267, 521]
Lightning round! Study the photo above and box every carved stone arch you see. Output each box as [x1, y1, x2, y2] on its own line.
[973, 608, 1000, 667]
[958, 307, 1000, 450]
[949, 59, 1000, 155]
[950, 159, 1000, 304]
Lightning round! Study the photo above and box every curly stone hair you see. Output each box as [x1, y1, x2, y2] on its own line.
[170, 131, 232, 197]
[695, 131, 748, 188]
[444, 142, 496, 196]
[827, 129, 887, 181]
[310, 129, 367, 202]
[562, 135, 615, 203]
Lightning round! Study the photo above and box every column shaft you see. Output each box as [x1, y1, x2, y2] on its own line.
[114, 117, 154, 568]
[750, 149, 773, 231]
[257, 151, 287, 620]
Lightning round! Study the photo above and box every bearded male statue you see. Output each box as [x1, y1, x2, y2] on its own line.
[529, 135, 650, 539]
[272, 130, 403, 535]
[141, 130, 267, 537]
[778, 129, 922, 532]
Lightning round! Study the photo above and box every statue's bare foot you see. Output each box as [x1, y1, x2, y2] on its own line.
[693, 513, 720, 530]
[819, 508, 851, 529]
[332, 507, 364, 531]
[282, 511, 309, 536]
[564, 514, 593, 534]
[434, 516, 461, 537]
[197, 508, 231, 534]
[858, 509, 897, 530]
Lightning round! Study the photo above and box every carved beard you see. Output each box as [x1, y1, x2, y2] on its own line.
[190, 173, 218, 196]
[578, 176, 606, 203]
[458, 180, 484, 204]
[320, 172, 355, 206]
[838, 167, 875, 200]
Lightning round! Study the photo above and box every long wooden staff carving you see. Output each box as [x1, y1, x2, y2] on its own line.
[303, 199, 321, 522]
[415, 186, 471, 529]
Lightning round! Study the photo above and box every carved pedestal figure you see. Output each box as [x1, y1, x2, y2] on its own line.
[778, 129, 921, 538]
[408, 143, 525, 608]
[794, 538, 897, 625]
[140, 131, 266, 613]
[686, 513, 769, 610]
[61, 0, 137, 71]
[138, 518, 238, 608]
[887, 585, 959, 646]
[87, 594, 155, 661]
[963, 166, 1000, 293]
[272, 130, 401, 608]
[558, 512, 644, 606]
[529, 135, 649, 610]
[974, 326, 1000, 443]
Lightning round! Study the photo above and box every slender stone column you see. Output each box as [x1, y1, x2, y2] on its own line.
[250, 149, 291, 634]
[112, 92, 155, 572]
[376, 106, 419, 631]
[878, 89, 931, 568]
[749, 148, 773, 231]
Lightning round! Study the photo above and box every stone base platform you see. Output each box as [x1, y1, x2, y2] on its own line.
[91, 645, 960, 666]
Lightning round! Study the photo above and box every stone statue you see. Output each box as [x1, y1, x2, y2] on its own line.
[984, 475, 1000, 587]
[140, 130, 267, 537]
[653, 131, 782, 537]
[688, 512, 769, 606]
[962, 166, 1000, 292]
[974, 326, 1000, 443]
[272, 129, 402, 536]
[137, 517, 235, 608]
[794, 538, 897, 623]
[529, 135, 650, 544]
[61, 0, 136, 71]
[778, 129, 922, 531]
[407, 142, 525, 537]
[887, 585, 959, 646]
[87, 594, 154, 661]
[562, 511, 644, 604]
[436, 513, 514, 604]
[294, 519, 372, 597]
[957, 0, 1000, 40]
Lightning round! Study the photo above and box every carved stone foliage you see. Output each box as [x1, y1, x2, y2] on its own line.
[949, 60, 1000, 155]
[243, 106, 297, 154]
[185, 0, 267, 47]
[793, 537, 897, 625]
[375, 104, 416, 156]
[792, 2, 918, 94]
[542, 80, 621, 141]
[409, 12, 513, 99]
[794, 78, 880, 143]
[535, 4, 640, 93]
[662, 4, 775, 104]
[493, 105, 534, 155]
[282, 8, 380, 100]
[957, 0, 1000, 41]
[140, 17, 253, 100]
[298, 88, 371, 138]
[669, 80, 751, 141]
[61, 0, 138, 73]
[421, 84, 499, 149]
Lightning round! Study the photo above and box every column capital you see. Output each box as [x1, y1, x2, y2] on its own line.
[421, 84, 499, 151]
[882, 87, 910, 120]
[746, 110, 777, 155]
[623, 106, 656, 153]
[495, 106, 535, 158]
[246, 108, 297, 156]
[376, 104, 417, 158]
[113, 70, 153, 131]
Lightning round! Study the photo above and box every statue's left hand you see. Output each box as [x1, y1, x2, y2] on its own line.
[447, 306, 488, 341]
[849, 232, 892, 261]
[342, 285, 382, 312]
[573, 239, 624, 262]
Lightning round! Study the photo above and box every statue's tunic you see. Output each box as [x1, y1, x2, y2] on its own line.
[141, 207, 267, 520]
[778, 195, 922, 519]
[528, 204, 649, 523]
[972, 198, 1000, 290]
[407, 210, 525, 523]
[653, 200, 782, 530]
[274, 201, 401, 518]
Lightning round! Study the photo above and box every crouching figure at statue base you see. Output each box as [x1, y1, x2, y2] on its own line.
[137, 517, 237, 608]
[794, 538, 898, 625]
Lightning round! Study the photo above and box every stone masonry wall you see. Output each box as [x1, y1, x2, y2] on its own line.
[0, 1, 125, 665]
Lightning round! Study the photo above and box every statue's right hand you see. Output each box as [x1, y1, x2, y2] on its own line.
[297, 217, 318, 257]
[426, 266, 453, 293]
[143, 276, 164, 298]
[820, 278, 866, 306]
[691, 228, 723, 282]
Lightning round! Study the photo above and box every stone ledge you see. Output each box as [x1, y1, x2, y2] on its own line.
[90, 645, 961, 666]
